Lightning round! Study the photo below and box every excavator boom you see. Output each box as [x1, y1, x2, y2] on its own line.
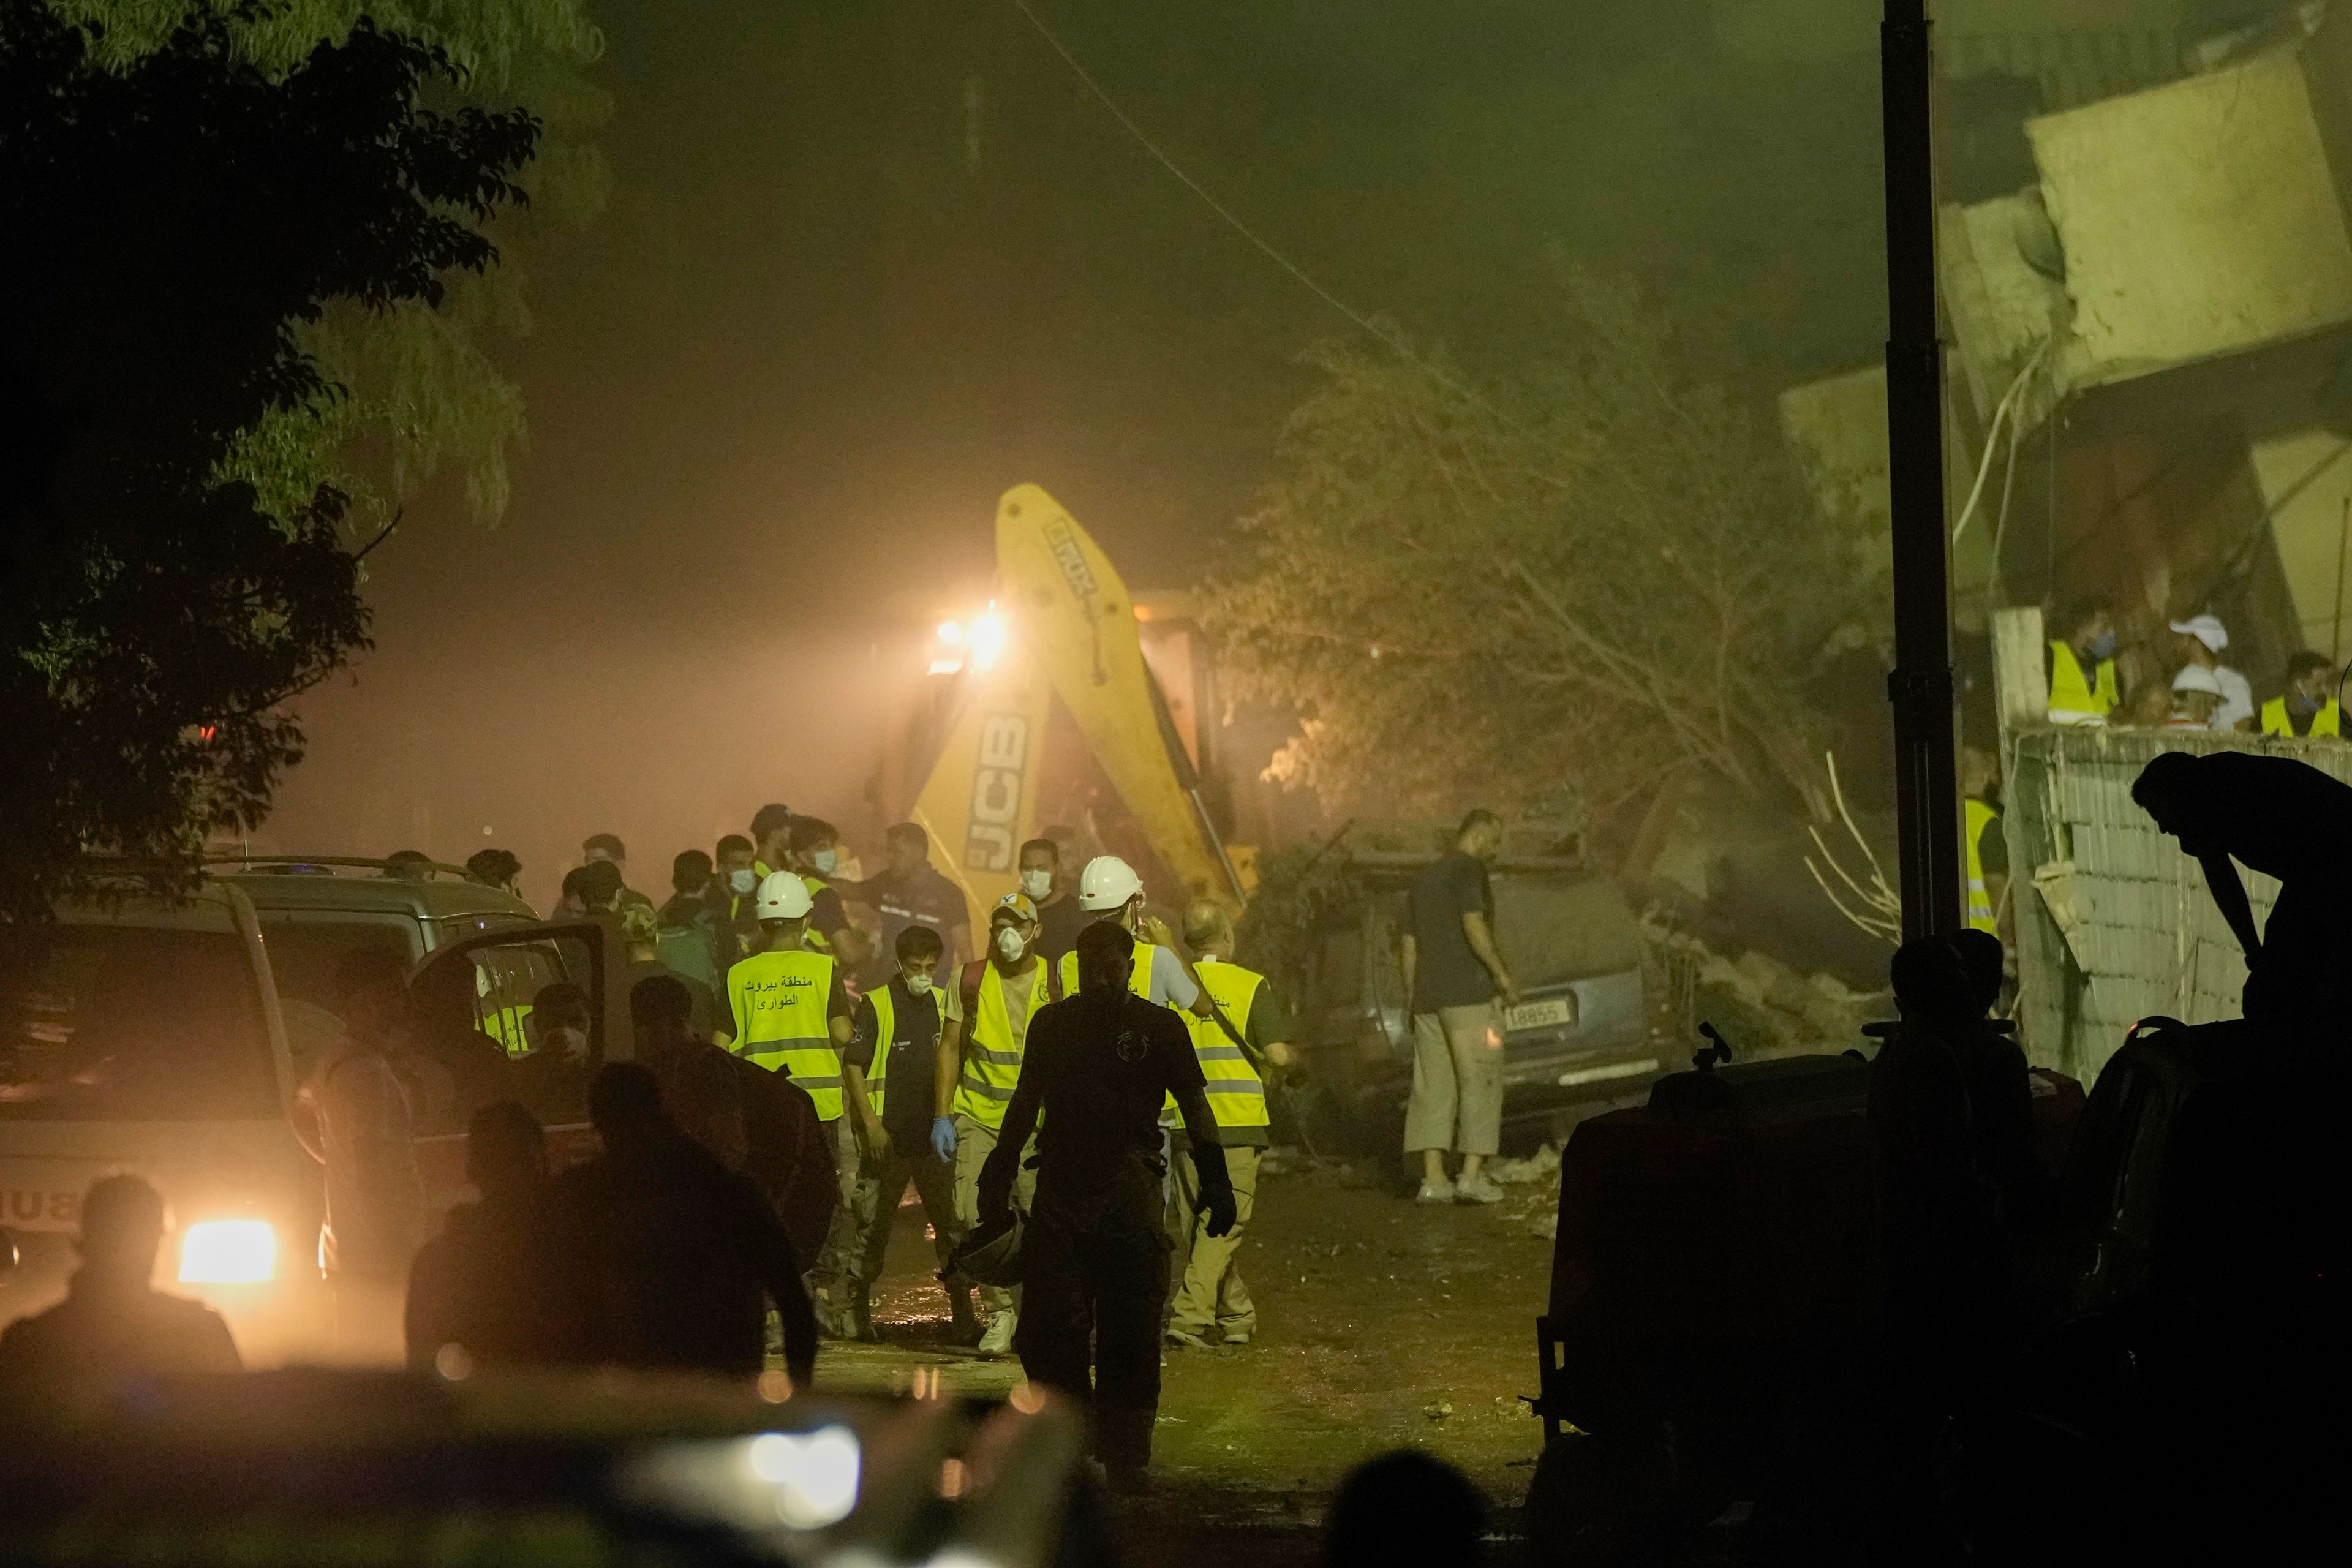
[911, 484, 1243, 931]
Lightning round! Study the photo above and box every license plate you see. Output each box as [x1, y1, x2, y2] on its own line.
[1505, 997, 1575, 1033]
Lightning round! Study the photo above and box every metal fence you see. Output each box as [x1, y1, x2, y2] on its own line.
[2004, 725, 2351, 1083]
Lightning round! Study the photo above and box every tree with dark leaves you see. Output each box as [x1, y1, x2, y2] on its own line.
[0, 4, 537, 921]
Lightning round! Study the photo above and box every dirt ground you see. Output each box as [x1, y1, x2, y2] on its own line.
[812, 1154, 1561, 1565]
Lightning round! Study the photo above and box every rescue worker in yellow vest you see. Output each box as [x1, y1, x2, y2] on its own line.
[1959, 745, 2009, 939]
[1163, 900, 1294, 1351]
[840, 923, 978, 1343]
[2046, 597, 2120, 725]
[726, 871, 864, 1336]
[1054, 856, 1217, 1023]
[2261, 651, 2344, 739]
[788, 816, 873, 968]
[931, 892, 1058, 1357]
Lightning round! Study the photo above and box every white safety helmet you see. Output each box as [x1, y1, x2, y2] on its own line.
[1077, 854, 1144, 913]
[754, 870, 814, 921]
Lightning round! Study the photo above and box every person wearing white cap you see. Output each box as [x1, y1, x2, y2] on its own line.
[2167, 663, 2226, 729]
[1053, 856, 1216, 1020]
[2170, 614, 2255, 732]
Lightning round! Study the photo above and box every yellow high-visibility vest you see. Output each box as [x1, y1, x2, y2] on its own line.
[861, 986, 899, 1118]
[1057, 933, 1157, 1001]
[952, 961, 1058, 1129]
[2260, 696, 2342, 737]
[481, 1005, 533, 1059]
[1183, 959, 1271, 1132]
[1964, 797, 1999, 935]
[2048, 641, 2118, 724]
[726, 947, 841, 1118]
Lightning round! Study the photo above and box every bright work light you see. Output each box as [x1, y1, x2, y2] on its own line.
[970, 606, 1006, 673]
[178, 1219, 276, 1284]
[746, 1425, 861, 1528]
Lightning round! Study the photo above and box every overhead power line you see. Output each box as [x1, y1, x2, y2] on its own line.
[1004, 0, 1520, 434]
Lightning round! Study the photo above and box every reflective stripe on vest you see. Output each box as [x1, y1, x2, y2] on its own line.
[726, 947, 842, 1118]
[481, 1004, 533, 1060]
[864, 986, 897, 1118]
[1056, 937, 1157, 1004]
[2048, 641, 2117, 724]
[801, 874, 832, 952]
[1963, 797, 1999, 935]
[953, 963, 1050, 1129]
[1184, 959, 1270, 1131]
[2260, 696, 2342, 737]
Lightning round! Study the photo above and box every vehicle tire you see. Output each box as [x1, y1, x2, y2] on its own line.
[1521, 1425, 1688, 1567]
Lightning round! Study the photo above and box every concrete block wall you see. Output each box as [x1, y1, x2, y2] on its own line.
[2005, 725, 2352, 1083]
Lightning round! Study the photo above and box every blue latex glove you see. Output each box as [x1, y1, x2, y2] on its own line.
[930, 1116, 958, 1163]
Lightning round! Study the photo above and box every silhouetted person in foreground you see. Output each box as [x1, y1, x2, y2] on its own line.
[404, 1101, 578, 1371]
[0, 1175, 239, 1415]
[1321, 1449, 1487, 1568]
[553, 1062, 818, 1388]
[1867, 937, 2008, 1563]
[1950, 929, 2045, 1235]
[2134, 748, 2352, 1026]
[975, 919, 1235, 1493]
[632, 974, 836, 1268]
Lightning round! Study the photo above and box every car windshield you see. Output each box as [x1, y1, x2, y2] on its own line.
[0, 925, 277, 1122]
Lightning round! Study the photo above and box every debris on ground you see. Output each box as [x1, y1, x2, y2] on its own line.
[1484, 1144, 1561, 1185]
[1423, 1400, 1453, 1422]
[1258, 1145, 1308, 1177]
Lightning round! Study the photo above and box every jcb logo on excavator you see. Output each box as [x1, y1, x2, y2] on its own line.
[965, 714, 1029, 870]
[1043, 518, 1098, 601]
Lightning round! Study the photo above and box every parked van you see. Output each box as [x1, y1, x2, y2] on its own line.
[0, 858, 625, 1365]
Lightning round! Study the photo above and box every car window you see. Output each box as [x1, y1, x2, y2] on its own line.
[1491, 875, 1644, 989]
[0, 926, 276, 1123]
[463, 938, 578, 1057]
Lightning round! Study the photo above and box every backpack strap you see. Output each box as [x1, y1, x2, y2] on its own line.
[959, 959, 987, 1024]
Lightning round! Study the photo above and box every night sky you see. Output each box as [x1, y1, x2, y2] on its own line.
[261, 0, 1888, 907]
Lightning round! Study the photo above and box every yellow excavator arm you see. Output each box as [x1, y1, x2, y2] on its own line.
[911, 484, 1243, 932]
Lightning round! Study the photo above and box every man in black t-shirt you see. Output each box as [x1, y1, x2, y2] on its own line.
[1400, 810, 1519, 1206]
[976, 921, 1235, 1493]
[839, 822, 973, 988]
[839, 924, 977, 1342]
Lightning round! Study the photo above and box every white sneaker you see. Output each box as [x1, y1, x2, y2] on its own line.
[977, 1310, 1019, 1359]
[1455, 1172, 1505, 1205]
[1414, 1176, 1457, 1204]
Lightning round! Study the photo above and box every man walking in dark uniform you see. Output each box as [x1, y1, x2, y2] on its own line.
[975, 921, 1236, 1493]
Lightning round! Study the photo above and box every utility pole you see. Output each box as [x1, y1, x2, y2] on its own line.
[1882, 0, 1961, 939]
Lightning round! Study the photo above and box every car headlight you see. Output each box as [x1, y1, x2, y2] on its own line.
[179, 1219, 277, 1284]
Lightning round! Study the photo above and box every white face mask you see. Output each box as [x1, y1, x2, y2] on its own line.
[728, 868, 756, 894]
[903, 971, 933, 996]
[995, 925, 1028, 962]
[1019, 869, 1053, 900]
[812, 848, 839, 876]
[550, 1024, 589, 1063]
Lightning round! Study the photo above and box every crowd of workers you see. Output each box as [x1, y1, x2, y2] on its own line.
[2043, 598, 2344, 735]
[260, 809, 1300, 1488]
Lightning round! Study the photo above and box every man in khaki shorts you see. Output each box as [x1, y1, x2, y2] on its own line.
[1400, 810, 1518, 1204]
